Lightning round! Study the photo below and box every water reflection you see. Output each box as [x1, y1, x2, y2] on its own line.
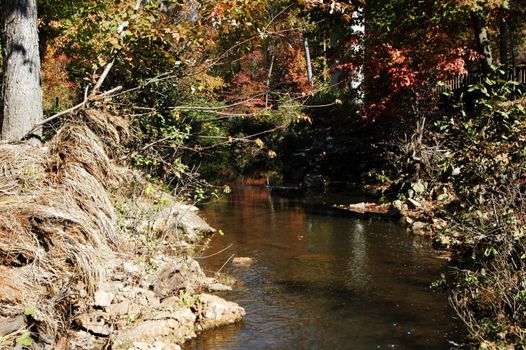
[346, 220, 370, 292]
[184, 187, 460, 350]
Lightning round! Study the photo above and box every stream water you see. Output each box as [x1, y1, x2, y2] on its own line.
[183, 187, 461, 350]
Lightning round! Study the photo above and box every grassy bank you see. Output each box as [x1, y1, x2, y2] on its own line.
[0, 109, 244, 349]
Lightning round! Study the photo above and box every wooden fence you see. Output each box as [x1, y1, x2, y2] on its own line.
[437, 65, 526, 93]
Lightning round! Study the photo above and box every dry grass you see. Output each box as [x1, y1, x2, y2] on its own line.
[0, 109, 128, 344]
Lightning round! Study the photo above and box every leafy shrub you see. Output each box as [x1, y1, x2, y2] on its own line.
[435, 70, 526, 346]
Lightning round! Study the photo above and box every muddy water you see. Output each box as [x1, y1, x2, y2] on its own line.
[184, 187, 461, 350]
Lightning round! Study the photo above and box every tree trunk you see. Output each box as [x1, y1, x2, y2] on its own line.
[1, 0, 43, 142]
[499, 10, 509, 68]
[471, 11, 493, 73]
[329, 28, 343, 88]
[265, 50, 275, 108]
[303, 33, 313, 85]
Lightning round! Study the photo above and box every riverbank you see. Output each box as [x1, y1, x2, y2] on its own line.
[0, 109, 244, 349]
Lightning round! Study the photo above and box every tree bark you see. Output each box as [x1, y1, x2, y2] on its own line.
[471, 11, 493, 73]
[1, 0, 43, 141]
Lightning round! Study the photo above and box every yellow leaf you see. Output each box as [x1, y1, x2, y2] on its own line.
[144, 184, 154, 195]
[254, 138, 265, 148]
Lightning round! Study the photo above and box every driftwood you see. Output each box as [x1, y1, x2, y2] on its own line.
[333, 202, 402, 219]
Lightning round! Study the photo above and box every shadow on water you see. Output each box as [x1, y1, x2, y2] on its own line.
[184, 186, 462, 350]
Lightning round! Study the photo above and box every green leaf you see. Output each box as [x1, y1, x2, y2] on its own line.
[24, 307, 36, 316]
[17, 332, 32, 347]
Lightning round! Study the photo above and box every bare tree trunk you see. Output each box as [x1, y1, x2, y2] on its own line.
[1, 0, 43, 142]
[303, 32, 313, 85]
[265, 50, 275, 108]
[471, 11, 493, 73]
[499, 12, 509, 68]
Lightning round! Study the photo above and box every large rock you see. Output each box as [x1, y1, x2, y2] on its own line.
[153, 256, 209, 297]
[163, 203, 216, 242]
[137, 200, 216, 243]
[195, 294, 246, 331]
[113, 304, 197, 348]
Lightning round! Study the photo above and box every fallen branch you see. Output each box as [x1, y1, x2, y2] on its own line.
[21, 62, 121, 140]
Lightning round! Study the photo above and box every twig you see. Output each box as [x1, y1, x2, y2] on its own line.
[91, 60, 115, 97]
[217, 253, 236, 274]
[195, 244, 234, 259]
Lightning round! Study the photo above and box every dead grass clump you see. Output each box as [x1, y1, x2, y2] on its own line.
[0, 144, 47, 195]
[0, 109, 127, 345]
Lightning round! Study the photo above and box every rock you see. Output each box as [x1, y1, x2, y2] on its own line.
[76, 311, 113, 337]
[437, 193, 449, 202]
[195, 294, 246, 331]
[405, 216, 414, 225]
[406, 198, 422, 209]
[151, 204, 216, 243]
[135, 192, 216, 243]
[113, 304, 197, 347]
[207, 283, 232, 292]
[411, 221, 427, 235]
[0, 268, 22, 305]
[347, 202, 366, 211]
[0, 315, 25, 337]
[153, 256, 208, 297]
[232, 257, 254, 266]
[67, 330, 105, 350]
[392, 200, 404, 211]
[122, 261, 142, 275]
[108, 301, 142, 317]
[94, 290, 115, 308]
[144, 290, 162, 308]
[411, 181, 426, 195]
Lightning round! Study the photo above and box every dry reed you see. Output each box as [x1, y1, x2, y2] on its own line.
[0, 109, 128, 345]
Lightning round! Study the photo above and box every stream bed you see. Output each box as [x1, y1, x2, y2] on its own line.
[183, 187, 461, 349]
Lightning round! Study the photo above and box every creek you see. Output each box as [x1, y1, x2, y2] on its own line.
[183, 186, 461, 349]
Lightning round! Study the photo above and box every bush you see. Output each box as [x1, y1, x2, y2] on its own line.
[435, 70, 526, 346]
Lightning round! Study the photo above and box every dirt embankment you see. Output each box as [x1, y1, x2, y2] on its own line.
[0, 110, 244, 350]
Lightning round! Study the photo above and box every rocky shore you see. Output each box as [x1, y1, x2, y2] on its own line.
[0, 110, 245, 349]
